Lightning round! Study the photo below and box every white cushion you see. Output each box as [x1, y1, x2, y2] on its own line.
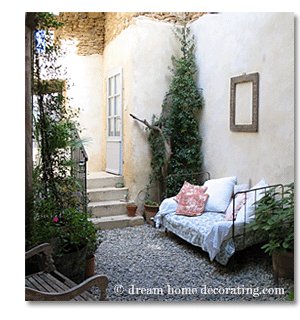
[236, 179, 268, 223]
[234, 184, 249, 193]
[204, 176, 237, 212]
[225, 183, 250, 221]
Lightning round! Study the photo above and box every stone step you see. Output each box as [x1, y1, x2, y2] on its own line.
[90, 215, 144, 230]
[87, 171, 123, 189]
[88, 200, 128, 217]
[87, 187, 128, 202]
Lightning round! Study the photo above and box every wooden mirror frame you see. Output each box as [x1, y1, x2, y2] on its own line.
[230, 72, 259, 132]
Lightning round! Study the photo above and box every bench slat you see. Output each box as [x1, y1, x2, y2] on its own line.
[26, 274, 48, 292]
[51, 271, 97, 300]
[39, 272, 84, 301]
[25, 243, 106, 301]
[26, 272, 81, 301]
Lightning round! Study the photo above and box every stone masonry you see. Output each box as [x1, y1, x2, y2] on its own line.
[57, 12, 206, 55]
[57, 12, 105, 55]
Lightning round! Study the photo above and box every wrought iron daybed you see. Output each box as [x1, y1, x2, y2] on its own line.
[154, 172, 283, 265]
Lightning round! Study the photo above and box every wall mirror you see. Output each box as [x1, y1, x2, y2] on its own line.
[230, 72, 259, 132]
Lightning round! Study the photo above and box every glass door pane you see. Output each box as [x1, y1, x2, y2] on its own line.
[108, 97, 114, 116]
[114, 74, 120, 95]
[115, 95, 121, 116]
[108, 77, 114, 96]
[108, 118, 114, 136]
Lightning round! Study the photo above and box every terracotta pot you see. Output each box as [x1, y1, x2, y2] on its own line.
[144, 204, 159, 226]
[272, 250, 294, 280]
[85, 254, 95, 278]
[127, 204, 138, 217]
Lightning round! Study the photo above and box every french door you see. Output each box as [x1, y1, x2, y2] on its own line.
[106, 68, 123, 175]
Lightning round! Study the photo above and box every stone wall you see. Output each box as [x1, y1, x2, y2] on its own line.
[57, 12, 206, 55]
[57, 12, 105, 55]
[104, 12, 206, 46]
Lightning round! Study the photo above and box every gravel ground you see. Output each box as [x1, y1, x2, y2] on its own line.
[93, 224, 294, 302]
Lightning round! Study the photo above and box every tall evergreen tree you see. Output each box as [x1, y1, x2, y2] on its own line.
[147, 24, 204, 198]
[166, 26, 203, 170]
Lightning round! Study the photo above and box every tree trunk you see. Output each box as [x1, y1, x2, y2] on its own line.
[130, 113, 172, 199]
[25, 13, 36, 249]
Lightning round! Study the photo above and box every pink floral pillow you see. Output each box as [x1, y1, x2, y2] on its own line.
[175, 181, 209, 216]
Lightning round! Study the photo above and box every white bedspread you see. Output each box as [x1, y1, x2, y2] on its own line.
[154, 197, 245, 262]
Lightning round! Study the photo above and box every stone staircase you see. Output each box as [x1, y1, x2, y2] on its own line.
[87, 172, 144, 230]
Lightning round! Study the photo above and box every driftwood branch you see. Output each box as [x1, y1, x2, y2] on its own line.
[130, 113, 172, 199]
[129, 113, 172, 158]
[129, 113, 153, 129]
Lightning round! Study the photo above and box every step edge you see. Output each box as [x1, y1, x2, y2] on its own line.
[87, 187, 128, 193]
[88, 200, 128, 207]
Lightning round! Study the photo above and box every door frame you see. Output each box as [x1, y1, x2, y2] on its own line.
[105, 67, 123, 175]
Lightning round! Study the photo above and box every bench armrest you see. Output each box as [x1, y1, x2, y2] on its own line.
[26, 274, 109, 301]
[26, 243, 55, 272]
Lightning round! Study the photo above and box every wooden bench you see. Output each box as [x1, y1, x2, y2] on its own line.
[25, 243, 109, 301]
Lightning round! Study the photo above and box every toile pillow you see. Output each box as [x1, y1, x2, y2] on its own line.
[175, 181, 209, 216]
[175, 181, 207, 203]
[203, 176, 237, 212]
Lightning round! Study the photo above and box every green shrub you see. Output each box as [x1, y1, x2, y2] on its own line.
[248, 183, 294, 255]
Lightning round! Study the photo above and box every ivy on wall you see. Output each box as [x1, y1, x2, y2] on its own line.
[131, 24, 204, 201]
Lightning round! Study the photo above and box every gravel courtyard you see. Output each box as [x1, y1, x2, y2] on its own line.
[94, 224, 294, 302]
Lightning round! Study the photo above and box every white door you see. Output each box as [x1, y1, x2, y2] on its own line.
[106, 68, 123, 175]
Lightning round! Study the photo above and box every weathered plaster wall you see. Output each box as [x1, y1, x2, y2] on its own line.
[103, 17, 179, 200]
[57, 12, 204, 175]
[191, 13, 294, 185]
[61, 47, 103, 172]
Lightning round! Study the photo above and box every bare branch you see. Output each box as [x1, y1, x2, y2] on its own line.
[130, 113, 172, 199]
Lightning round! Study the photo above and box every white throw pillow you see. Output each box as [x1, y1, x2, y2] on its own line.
[236, 179, 268, 223]
[234, 184, 250, 193]
[204, 176, 237, 212]
[225, 183, 250, 221]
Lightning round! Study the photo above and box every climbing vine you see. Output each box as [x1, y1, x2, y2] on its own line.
[30, 13, 97, 256]
[131, 24, 204, 200]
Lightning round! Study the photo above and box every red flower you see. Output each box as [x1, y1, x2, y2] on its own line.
[53, 216, 59, 223]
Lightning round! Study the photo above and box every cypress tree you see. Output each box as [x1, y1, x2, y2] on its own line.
[148, 24, 205, 198]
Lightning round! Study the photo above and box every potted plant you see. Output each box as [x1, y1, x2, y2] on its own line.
[144, 200, 159, 226]
[126, 202, 138, 217]
[85, 231, 101, 279]
[31, 204, 99, 283]
[248, 182, 294, 280]
[144, 193, 160, 226]
[136, 184, 159, 226]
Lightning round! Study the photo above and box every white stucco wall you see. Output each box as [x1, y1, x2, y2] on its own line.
[191, 13, 294, 185]
[61, 48, 103, 172]
[103, 17, 179, 200]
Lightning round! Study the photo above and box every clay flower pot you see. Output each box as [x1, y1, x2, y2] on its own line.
[85, 254, 95, 279]
[144, 203, 159, 226]
[272, 250, 294, 280]
[127, 204, 138, 217]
